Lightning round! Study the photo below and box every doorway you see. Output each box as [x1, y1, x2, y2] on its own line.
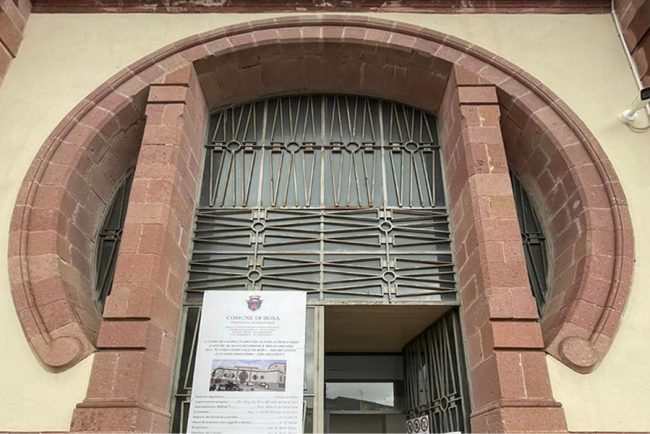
[302, 305, 470, 433]
[324, 354, 406, 433]
[170, 94, 469, 433]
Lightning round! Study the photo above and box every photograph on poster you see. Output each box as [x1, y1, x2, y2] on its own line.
[209, 359, 287, 392]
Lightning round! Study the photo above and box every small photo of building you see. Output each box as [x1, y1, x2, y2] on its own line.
[209, 359, 287, 392]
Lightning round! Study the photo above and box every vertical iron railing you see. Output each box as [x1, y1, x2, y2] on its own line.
[403, 310, 470, 432]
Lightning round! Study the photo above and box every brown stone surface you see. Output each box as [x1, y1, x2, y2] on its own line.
[0, 1, 23, 56]
[472, 404, 567, 432]
[439, 73, 566, 430]
[30, 0, 611, 13]
[615, 0, 650, 86]
[0, 0, 29, 85]
[72, 66, 208, 431]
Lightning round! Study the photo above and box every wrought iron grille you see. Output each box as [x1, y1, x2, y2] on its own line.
[510, 171, 549, 315]
[94, 170, 133, 310]
[171, 305, 201, 434]
[188, 95, 455, 303]
[404, 310, 470, 433]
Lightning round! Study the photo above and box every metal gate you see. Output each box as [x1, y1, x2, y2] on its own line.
[404, 310, 470, 433]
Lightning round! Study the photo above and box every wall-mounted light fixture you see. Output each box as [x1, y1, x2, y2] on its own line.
[620, 87, 650, 130]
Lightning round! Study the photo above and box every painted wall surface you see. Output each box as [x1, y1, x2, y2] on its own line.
[0, 13, 647, 431]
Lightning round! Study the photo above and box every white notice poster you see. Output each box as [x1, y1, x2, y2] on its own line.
[187, 291, 307, 434]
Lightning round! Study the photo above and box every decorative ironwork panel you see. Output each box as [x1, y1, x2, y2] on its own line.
[94, 170, 133, 310]
[404, 310, 470, 433]
[191, 95, 455, 303]
[510, 171, 549, 315]
[188, 207, 454, 302]
[201, 96, 443, 208]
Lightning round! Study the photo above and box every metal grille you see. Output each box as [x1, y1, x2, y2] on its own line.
[189, 95, 455, 303]
[510, 171, 549, 315]
[404, 310, 470, 433]
[171, 305, 201, 434]
[94, 170, 133, 310]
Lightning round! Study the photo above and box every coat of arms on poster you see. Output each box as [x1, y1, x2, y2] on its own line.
[246, 295, 262, 311]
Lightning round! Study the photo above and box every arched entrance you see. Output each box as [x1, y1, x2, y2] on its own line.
[8, 15, 634, 432]
[170, 94, 470, 432]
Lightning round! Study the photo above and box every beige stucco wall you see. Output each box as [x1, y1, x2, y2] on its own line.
[0, 12, 647, 431]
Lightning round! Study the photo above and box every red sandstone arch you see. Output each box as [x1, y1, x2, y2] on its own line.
[8, 15, 633, 376]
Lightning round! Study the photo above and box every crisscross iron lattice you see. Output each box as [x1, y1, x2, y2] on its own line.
[188, 95, 456, 303]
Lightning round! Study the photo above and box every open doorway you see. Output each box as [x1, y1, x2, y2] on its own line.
[311, 305, 470, 433]
[325, 353, 406, 433]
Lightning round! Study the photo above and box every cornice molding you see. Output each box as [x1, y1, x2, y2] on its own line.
[31, 0, 611, 14]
